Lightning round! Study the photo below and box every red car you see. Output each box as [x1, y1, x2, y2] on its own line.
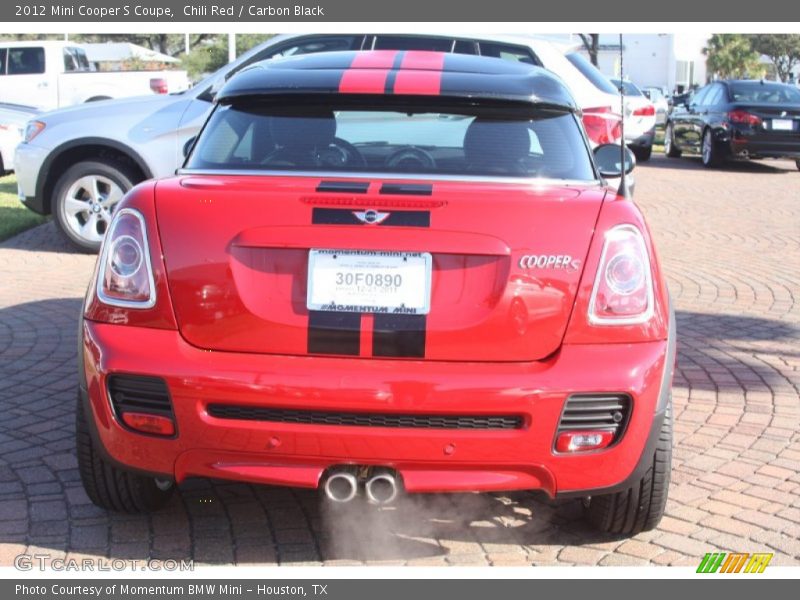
[77, 50, 675, 535]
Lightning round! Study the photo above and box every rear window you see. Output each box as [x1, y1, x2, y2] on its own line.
[729, 82, 800, 104]
[565, 52, 619, 95]
[611, 79, 643, 97]
[186, 100, 595, 181]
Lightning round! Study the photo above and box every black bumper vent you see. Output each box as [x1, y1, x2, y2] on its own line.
[207, 404, 522, 430]
[557, 394, 631, 434]
[107, 375, 173, 418]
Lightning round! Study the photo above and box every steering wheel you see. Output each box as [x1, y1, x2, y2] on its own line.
[261, 137, 366, 169]
[317, 137, 367, 168]
[384, 146, 436, 171]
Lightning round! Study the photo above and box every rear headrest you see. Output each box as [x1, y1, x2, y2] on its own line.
[270, 112, 337, 150]
[463, 119, 531, 171]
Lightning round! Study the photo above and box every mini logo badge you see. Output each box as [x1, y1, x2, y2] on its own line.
[353, 209, 390, 225]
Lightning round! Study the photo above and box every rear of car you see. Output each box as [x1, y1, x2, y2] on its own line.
[610, 79, 657, 161]
[665, 80, 800, 169]
[563, 52, 624, 147]
[724, 81, 800, 167]
[77, 51, 674, 535]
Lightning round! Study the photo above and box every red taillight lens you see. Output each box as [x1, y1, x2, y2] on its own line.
[149, 78, 168, 94]
[728, 110, 762, 126]
[588, 225, 654, 325]
[556, 430, 615, 453]
[97, 209, 156, 308]
[122, 412, 175, 436]
[582, 106, 623, 144]
[633, 104, 655, 117]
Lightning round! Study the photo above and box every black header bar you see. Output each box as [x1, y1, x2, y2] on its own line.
[2, 0, 800, 22]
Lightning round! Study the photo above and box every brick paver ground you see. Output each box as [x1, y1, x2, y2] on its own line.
[1, 155, 798, 567]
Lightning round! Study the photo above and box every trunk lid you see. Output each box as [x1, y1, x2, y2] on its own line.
[155, 175, 605, 362]
[732, 102, 800, 139]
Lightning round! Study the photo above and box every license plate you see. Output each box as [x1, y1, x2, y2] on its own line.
[307, 249, 432, 315]
[771, 119, 794, 131]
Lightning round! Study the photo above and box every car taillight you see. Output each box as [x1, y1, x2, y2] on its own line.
[582, 106, 622, 144]
[728, 110, 761, 126]
[588, 224, 654, 325]
[149, 78, 168, 94]
[97, 208, 156, 308]
[633, 104, 655, 117]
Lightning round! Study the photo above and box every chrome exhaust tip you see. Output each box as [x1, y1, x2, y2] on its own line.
[365, 470, 399, 505]
[323, 471, 358, 503]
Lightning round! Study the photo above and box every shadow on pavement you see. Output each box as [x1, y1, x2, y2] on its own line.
[675, 309, 799, 393]
[640, 154, 795, 174]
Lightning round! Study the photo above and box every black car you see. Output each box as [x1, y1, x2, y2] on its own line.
[664, 80, 800, 170]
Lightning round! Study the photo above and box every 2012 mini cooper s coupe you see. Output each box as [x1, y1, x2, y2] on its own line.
[77, 50, 675, 535]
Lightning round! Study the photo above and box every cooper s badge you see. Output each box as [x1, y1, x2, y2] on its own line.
[519, 254, 581, 271]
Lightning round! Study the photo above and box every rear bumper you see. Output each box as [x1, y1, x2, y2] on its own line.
[725, 127, 800, 159]
[80, 318, 673, 498]
[625, 127, 656, 149]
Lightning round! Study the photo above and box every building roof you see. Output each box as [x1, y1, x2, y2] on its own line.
[217, 50, 577, 109]
[82, 42, 179, 64]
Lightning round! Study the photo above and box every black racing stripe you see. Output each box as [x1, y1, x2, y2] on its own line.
[316, 181, 370, 194]
[308, 311, 361, 356]
[383, 211, 430, 227]
[384, 51, 406, 94]
[312, 208, 360, 225]
[372, 314, 426, 358]
[312, 207, 430, 227]
[380, 183, 433, 196]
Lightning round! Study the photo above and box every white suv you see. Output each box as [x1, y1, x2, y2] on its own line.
[16, 33, 624, 251]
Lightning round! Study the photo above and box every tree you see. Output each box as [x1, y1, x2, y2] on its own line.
[178, 34, 275, 81]
[578, 34, 600, 66]
[748, 34, 800, 82]
[704, 34, 765, 80]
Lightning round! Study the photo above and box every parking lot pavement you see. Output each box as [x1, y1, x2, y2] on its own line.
[0, 156, 798, 568]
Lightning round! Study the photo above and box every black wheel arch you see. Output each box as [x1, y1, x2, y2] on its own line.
[35, 138, 153, 215]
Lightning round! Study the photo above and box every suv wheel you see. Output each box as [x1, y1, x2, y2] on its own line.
[76, 392, 175, 513]
[795, 159, 800, 171]
[664, 123, 681, 158]
[584, 399, 672, 535]
[53, 160, 138, 252]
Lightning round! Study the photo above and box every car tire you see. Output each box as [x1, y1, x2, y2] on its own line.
[76, 392, 175, 513]
[664, 123, 681, 158]
[795, 159, 800, 171]
[53, 160, 138, 253]
[701, 128, 722, 168]
[584, 398, 672, 535]
[633, 145, 652, 162]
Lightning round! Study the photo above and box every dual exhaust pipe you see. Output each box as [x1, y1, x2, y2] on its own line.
[323, 467, 400, 505]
